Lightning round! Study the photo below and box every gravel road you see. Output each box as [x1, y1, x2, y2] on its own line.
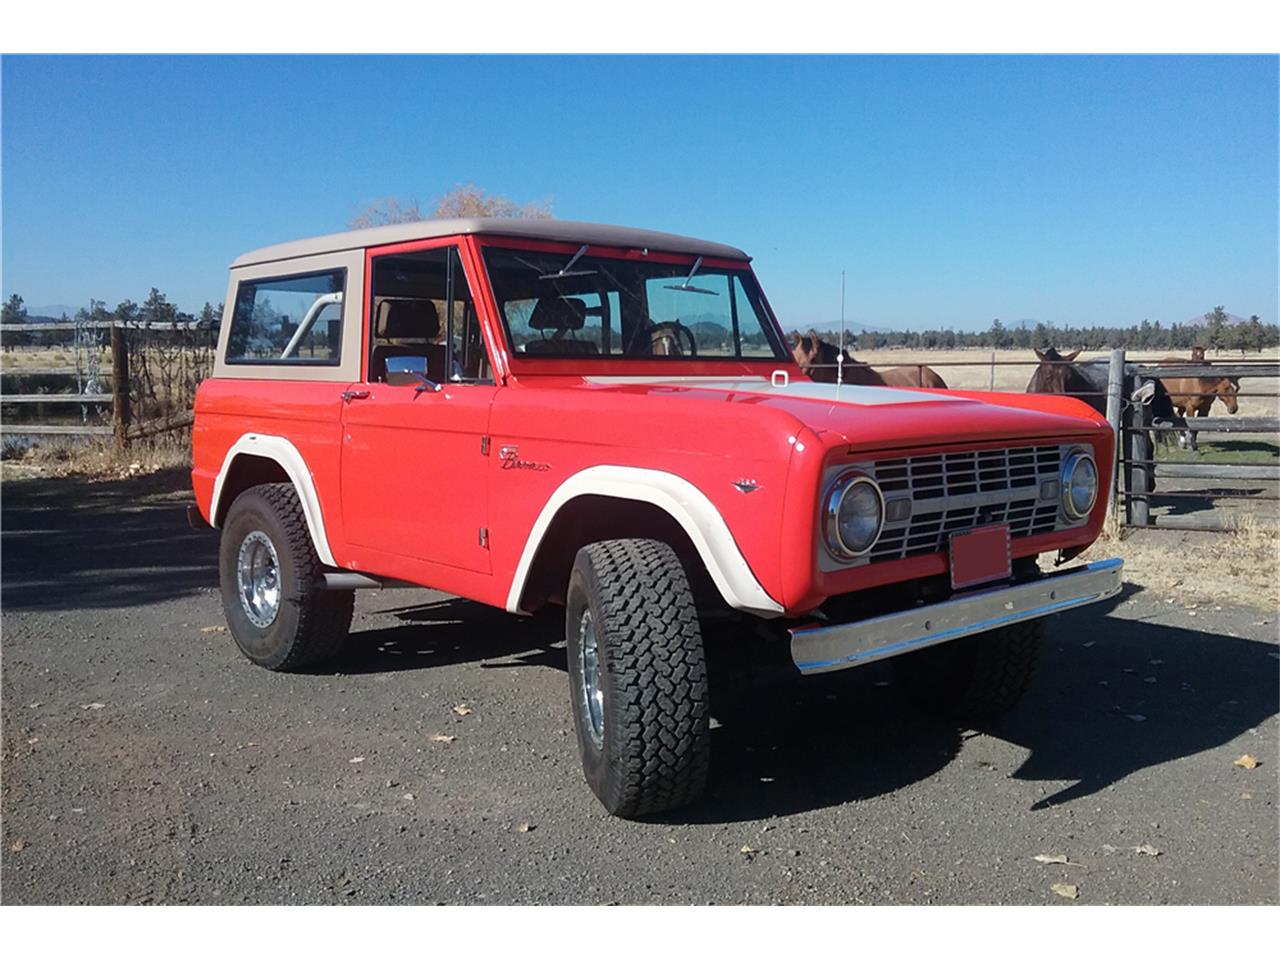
[2, 468, 1276, 904]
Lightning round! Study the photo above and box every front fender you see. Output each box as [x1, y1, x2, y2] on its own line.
[505, 465, 785, 618]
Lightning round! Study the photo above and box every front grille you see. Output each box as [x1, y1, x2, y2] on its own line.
[873, 446, 1062, 500]
[858, 445, 1065, 563]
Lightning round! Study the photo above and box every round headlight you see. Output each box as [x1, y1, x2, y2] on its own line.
[1061, 451, 1098, 518]
[825, 473, 885, 558]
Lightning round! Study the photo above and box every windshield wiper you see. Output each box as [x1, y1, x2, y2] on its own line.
[538, 244, 598, 280]
[663, 256, 719, 296]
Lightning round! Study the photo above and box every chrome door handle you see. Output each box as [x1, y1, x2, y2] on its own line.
[341, 389, 370, 403]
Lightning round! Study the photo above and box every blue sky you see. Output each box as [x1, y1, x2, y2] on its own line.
[2, 55, 1276, 330]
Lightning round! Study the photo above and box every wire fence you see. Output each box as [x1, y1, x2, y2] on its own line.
[1, 320, 216, 446]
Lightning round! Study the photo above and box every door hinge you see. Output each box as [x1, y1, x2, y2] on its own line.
[480, 435, 490, 456]
[478, 527, 489, 548]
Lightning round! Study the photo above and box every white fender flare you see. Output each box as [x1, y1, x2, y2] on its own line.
[505, 465, 784, 618]
[210, 434, 336, 567]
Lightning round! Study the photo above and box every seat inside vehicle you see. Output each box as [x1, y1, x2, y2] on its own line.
[370, 298, 447, 384]
[523, 297, 599, 355]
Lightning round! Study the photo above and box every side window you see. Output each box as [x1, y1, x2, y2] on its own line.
[445, 250, 492, 383]
[226, 270, 345, 365]
[368, 246, 492, 384]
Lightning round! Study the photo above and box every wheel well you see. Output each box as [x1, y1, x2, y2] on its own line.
[517, 495, 720, 614]
[214, 454, 292, 525]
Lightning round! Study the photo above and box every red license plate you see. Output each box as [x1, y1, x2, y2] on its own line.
[949, 524, 1011, 590]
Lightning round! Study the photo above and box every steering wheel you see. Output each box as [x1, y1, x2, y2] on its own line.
[649, 321, 698, 357]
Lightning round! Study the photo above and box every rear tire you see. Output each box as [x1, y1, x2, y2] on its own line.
[893, 619, 1042, 720]
[565, 539, 710, 818]
[219, 483, 353, 671]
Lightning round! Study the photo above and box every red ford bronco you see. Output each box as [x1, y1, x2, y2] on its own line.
[191, 218, 1122, 817]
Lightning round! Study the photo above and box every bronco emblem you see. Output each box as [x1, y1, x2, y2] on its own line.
[498, 446, 551, 472]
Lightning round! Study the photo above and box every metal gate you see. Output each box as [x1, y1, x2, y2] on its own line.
[1113, 352, 1280, 532]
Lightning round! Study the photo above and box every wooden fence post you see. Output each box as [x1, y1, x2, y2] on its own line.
[111, 324, 130, 449]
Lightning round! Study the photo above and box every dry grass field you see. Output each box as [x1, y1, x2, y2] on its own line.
[0, 347, 111, 373]
[1080, 517, 1280, 611]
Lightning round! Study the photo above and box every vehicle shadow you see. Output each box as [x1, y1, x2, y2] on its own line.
[328, 598, 566, 675]
[675, 599, 1276, 824]
[995, 609, 1278, 810]
[320, 584, 1279, 828]
[0, 467, 217, 612]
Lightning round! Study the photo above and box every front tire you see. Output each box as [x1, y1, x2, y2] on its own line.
[219, 483, 353, 671]
[565, 539, 710, 818]
[893, 619, 1042, 720]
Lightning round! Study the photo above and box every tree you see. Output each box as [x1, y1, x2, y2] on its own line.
[3, 293, 28, 325]
[1134, 318, 1153, 349]
[74, 299, 112, 326]
[1204, 305, 1230, 353]
[348, 197, 426, 227]
[2, 293, 30, 350]
[140, 288, 178, 326]
[1239, 314, 1266, 355]
[349, 183, 553, 228]
[198, 302, 223, 330]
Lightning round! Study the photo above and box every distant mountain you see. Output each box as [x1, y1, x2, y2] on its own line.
[797, 318, 897, 335]
[24, 304, 79, 320]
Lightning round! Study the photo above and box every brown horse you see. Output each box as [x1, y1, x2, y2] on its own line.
[790, 331, 948, 388]
[1162, 375, 1239, 419]
[1025, 346, 1184, 419]
[1025, 348, 1100, 407]
[1155, 353, 1238, 451]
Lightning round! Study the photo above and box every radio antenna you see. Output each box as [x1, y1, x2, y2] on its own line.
[836, 270, 846, 399]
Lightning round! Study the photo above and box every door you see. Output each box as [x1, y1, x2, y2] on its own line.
[340, 243, 497, 573]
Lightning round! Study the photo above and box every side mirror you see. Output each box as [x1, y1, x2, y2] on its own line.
[1130, 381, 1157, 405]
[386, 355, 430, 386]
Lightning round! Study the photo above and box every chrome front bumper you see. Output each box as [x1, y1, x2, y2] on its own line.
[790, 557, 1124, 675]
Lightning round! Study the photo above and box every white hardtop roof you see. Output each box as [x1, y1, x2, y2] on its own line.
[231, 218, 750, 268]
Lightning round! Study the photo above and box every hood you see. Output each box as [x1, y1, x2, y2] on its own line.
[582, 375, 1108, 453]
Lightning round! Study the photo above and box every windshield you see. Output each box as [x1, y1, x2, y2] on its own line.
[481, 245, 788, 362]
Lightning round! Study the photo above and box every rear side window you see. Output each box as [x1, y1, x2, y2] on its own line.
[226, 270, 346, 365]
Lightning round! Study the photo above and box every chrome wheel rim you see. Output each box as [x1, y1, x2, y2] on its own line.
[237, 530, 281, 628]
[578, 610, 604, 748]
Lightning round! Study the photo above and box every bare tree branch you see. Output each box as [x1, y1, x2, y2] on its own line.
[348, 184, 552, 228]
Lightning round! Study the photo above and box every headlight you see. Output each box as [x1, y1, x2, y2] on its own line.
[824, 472, 885, 558]
[1061, 450, 1098, 519]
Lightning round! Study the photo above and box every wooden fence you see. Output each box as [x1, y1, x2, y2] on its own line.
[1, 319, 213, 447]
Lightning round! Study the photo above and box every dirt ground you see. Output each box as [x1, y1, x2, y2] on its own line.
[1, 467, 1276, 905]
